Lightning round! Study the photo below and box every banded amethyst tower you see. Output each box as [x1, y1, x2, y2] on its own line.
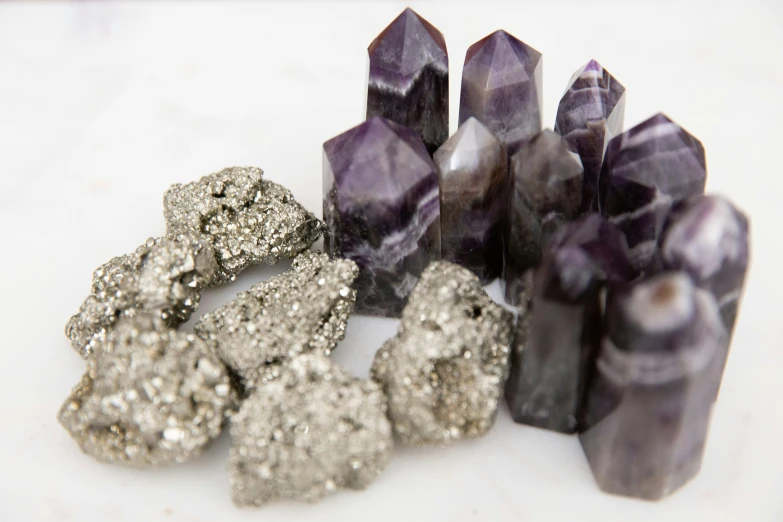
[599, 113, 706, 272]
[459, 30, 542, 156]
[433, 117, 507, 284]
[506, 215, 633, 433]
[555, 60, 626, 212]
[580, 273, 728, 500]
[660, 195, 750, 336]
[503, 130, 583, 304]
[323, 117, 441, 317]
[366, 8, 448, 155]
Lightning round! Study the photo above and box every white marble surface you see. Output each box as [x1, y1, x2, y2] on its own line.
[1, 1, 782, 520]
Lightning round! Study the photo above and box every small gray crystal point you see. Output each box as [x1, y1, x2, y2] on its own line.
[366, 7, 448, 155]
[579, 272, 728, 500]
[229, 354, 392, 507]
[59, 313, 235, 466]
[164, 166, 323, 284]
[371, 261, 513, 445]
[65, 232, 217, 358]
[195, 251, 358, 394]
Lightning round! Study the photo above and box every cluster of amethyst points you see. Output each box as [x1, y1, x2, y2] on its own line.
[322, 7, 750, 501]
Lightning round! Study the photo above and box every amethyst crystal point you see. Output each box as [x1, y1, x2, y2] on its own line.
[323, 116, 441, 317]
[503, 129, 583, 304]
[555, 60, 626, 212]
[366, 7, 448, 155]
[506, 215, 631, 433]
[660, 195, 750, 336]
[459, 30, 543, 156]
[580, 272, 728, 500]
[433, 117, 507, 284]
[599, 113, 707, 271]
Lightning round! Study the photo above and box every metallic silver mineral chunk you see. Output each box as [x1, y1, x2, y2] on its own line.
[229, 354, 392, 507]
[195, 251, 358, 394]
[370, 261, 514, 445]
[58, 313, 235, 466]
[65, 233, 217, 358]
[163, 166, 323, 283]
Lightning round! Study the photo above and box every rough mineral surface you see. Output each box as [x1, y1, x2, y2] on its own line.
[65, 233, 217, 358]
[58, 313, 235, 466]
[323, 117, 441, 317]
[459, 30, 542, 156]
[434, 117, 508, 284]
[163, 166, 322, 283]
[195, 251, 358, 394]
[229, 354, 392, 507]
[367, 7, 448, 154]
[599, 113, 707, 271]
[503, 129, 583, 304]
[579, 273, 728, 500]
[506, 215, 632, 433]
[371, 261, 513, 445]
[554, 59, 626, 212]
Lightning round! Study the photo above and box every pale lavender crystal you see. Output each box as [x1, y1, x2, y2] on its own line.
[555, 60, 626, 212]
[433, 117, 507, 284]
[580, 273, 728, 500]
[506, 215, 632, 433]
[367, 8, 448, 155]
[599, 113, 706, 272]
[323, 117, 441, 317]
[660, 195, 750, 336]
[459, 30, 542, 156]
[503, 130, 583, 304]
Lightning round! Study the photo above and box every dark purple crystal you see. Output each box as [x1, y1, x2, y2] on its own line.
[505, 215, 632, 433]
[503, 130, 583, 304]
[433, 117, 507, 284]
[459, 30, 542, 156]
[599, 113, 707, 272]
[580, 272, 728, 500]
[555, 60, 626, 213]
[323, 117, 441, 317]
[366, 8, 448, 155]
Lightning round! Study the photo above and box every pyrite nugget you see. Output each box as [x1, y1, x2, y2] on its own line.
[58, 313, 235, 466]
[229, 354, 393, 507]
[579, 272, 728, 500]
[65, 232, 217, 358]
[366, 7, 448, 154]
[164, 166, 323, 283]
[371, 261, 513, 445]
[195, 251, 358, 394]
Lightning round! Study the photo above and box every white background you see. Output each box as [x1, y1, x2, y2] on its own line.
[1, 1, 782, 521]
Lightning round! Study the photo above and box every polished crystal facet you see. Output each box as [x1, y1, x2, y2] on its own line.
[367, 8, 448, 154]
[503, 129, 583, 304]
[580, 273, 728, 500]
[506, 215, 632, 433]
[599, 113, 707, 271]
[323, 116, 441, 317]
[555, 60, 626, 212]
[370, 262, 513, 446]
[660, 195, 749, 338]
[433, 117, 508, 284]
[459, 30, 543, 156]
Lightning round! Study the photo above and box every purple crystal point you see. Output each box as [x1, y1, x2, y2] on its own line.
[660, 195, 750, 336]
[433, 117, 508, 284]
[505, 215, 632, 433]
[580, 272, 728, 500]
[459, 30, 543, 156]
[323, 116, 441, 317]
[555, 60, 626, 212]
[599, 113, 707, 271]
[367, 8, 448, 155]
[503, 129, 583, 304]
